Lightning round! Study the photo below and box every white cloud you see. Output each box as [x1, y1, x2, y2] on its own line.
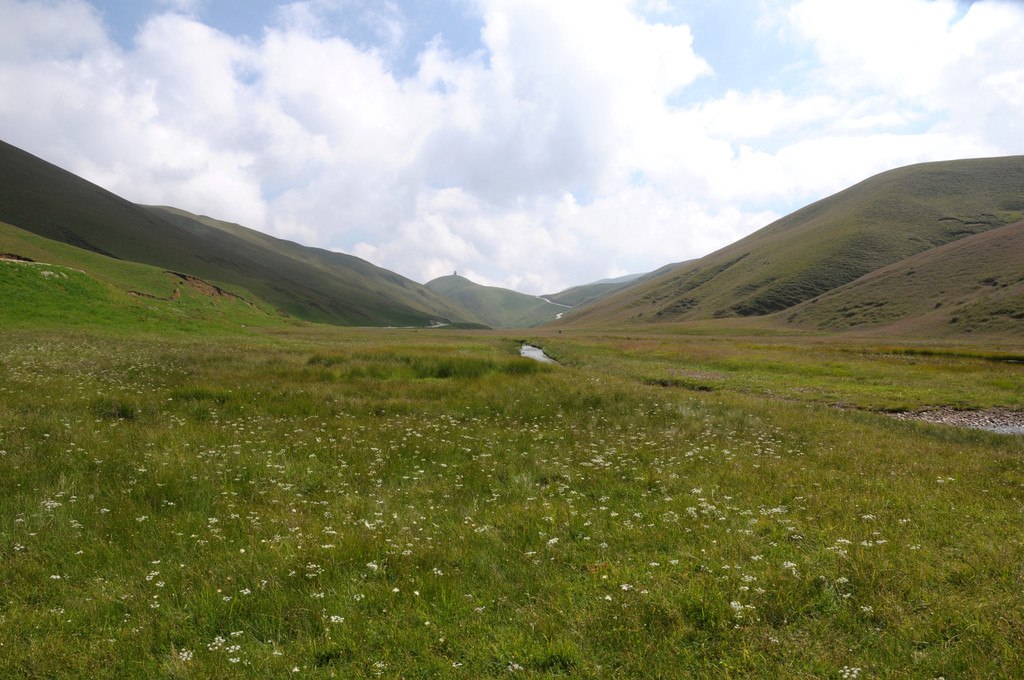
[788, 0, 960, 98]
[0, 0, 106, 59]
[697, 90, 842, 141]
[405, 0, 712, 204]
[787, 0, 1024, 151]
[644, 0, 672, 14]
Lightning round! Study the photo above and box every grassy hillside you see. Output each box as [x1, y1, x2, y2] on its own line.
[148, 207, 487, 328]
[542, 266, 674, 309]
[780, 220, 1024, 337]
[0, 221, 280, 332]
[0, 140, 483, 327]
[560, 156, 1024, 327]
[426, 274, 562, 328]
[539, 280, 625, 309]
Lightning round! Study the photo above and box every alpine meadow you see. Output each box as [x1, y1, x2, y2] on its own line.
[2, 139, 1024, 679]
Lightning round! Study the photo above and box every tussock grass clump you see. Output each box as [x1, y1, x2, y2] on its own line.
[308, 347, 549, 381]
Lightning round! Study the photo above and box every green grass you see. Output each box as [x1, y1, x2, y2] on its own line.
[535, 332, 1024, 412]
[0, 255, 281, 334]
[1, 324, 1022, 678]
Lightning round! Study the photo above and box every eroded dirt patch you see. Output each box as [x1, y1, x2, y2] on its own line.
[167, 271, 242, 301]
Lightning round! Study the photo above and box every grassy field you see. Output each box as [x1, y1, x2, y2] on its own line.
[1, 325, 1022, 678]
[534, 330, 1024, 413]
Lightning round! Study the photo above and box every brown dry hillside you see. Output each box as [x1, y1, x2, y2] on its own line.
[778, 220, 1024, 337]
[558, 156, 1024, 328]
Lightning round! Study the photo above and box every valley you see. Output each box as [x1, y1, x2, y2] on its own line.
[1, 139, 1022, 678]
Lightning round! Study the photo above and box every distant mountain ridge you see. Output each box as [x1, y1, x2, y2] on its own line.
[593, 273, 646, 285]
[424, 271, 662, 329]
[425, 274, 562, 329]
[0, 140, 485, 327]
[541, 263, 682, 310]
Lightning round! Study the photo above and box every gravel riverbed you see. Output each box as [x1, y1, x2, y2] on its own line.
[891, 407, 1024, 434]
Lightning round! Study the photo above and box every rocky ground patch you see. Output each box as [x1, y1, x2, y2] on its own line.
[892, 406, 1024, 433]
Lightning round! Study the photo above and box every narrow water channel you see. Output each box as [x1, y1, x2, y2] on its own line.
[520, 344, 557, 364]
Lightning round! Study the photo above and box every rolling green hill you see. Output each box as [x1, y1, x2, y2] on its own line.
[0, 140, 485, 328]
[146, 206, 487, 327]
[778, 219, 1024, 337]
[426, 274, 563, 328]
[559, 156, 1024, 328]
[0, 220, 278, 332]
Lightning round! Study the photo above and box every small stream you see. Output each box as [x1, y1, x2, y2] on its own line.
[520, 344, 557, 364]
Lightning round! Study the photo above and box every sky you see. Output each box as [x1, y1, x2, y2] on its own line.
[1, 0, 1022, 294]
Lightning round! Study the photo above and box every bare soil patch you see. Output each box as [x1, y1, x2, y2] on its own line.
[167, 271, 242, 300]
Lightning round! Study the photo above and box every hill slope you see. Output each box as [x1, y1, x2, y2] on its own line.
[779, 219, 1024, 336]
[426, 274, 563, 328]
[0, 220, 278, 332]
[147, 207, 487, 327]
[541, 267, 674, 310]
[0, 139, 484, 327]
[560, 156, 1024, 327]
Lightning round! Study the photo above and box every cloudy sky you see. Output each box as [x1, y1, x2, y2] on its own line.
[2, 0, 1022, 293]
